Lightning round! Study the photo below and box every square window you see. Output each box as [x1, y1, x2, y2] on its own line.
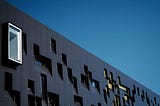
[8, 23, 22, 64]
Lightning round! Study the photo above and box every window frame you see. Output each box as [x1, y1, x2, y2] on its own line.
[8, 23, 22, 64]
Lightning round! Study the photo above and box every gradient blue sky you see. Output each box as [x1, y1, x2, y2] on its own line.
[6, 0, 160, 95]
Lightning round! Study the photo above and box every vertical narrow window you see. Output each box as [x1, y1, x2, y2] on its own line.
[104, 68, 108, 79]
[67, 67, 73, 83]
[51, 38, 57, 54]
[73, 76, 78, 93]
[22, 33, 27, 54]
[154, 97, 157, 104]
[35, 96, 42, 106]
[11, 90, 21, 106]
[8, 23, 22, 64]
[88, 71, 92, 81]
[137, 87, 140, 96]
[57, 63, 63, 80]
[84, 65, 88, 74]
[103, 89, 107, 104]
[92, 79, 100, 93]
[81, 74, 89, 90]
[40, 74, 47, 102]
[4, 72, 12, 91]
[33, 44, 40, 55]
[28, 80, 35, 94]
[115, 95, 120, 106]
[62, 53, 67, 66]
[28, 95, 35, 106]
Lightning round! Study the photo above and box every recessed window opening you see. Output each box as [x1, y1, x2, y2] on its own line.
[98, 103, 101, 106]
[57, 63, 63, 80]
[48, 92, 59, 106]
[51, 38, 57, 54]
[103, 89, 107, 104]
[28, 80, 35, 94]
[92, 79, 100, 93]
[22, 33, 27, 54]
[81, 74, 89, 90]
[104, 68, 108, 79]
[40, 74, 47, 102]
[4, 72, 12, 91]
[67, 67, 72, 83]
[73, 76, 78, 93]
[11, 90, 21, 106]
[74, 95, 83, 106]
[35, 96, 42, 106]
[62, 53, 67, 66]
[28, 94, 35, 106]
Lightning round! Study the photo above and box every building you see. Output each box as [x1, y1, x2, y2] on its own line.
[0, 0, 160, 106]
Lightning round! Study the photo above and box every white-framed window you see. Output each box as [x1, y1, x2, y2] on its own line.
[8, 23, 22, 64]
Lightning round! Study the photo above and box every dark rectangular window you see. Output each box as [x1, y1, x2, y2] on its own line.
[33, 44, 40, 55]
[133, 85, 136, 94]
[92, 79, 100, 93]
[11, 90, 21, 106]
[4, 72, 12, 91]
[88, 71, 92, 81]
[28, 80, 35, 94]
[48, 92, 59, 106]
[73, 76, 78, 93]
[103, 89, 107, 104]
[28, 94, 35, 106]
[35, 96, 42, 106]
[137, 87, 140, 96]
[57, 63, 63, 80]
[141, 90, 145, 102]
[84, 65, 88, 74]
[74, 95, 83, 106]
[98, 103, 101, 106]
[81, 74, 89, 90]
[51, 38, 57, 54]
[22, 33, 27, 54]
[154, 97, 157, 104]
[104, 68, 108, 79]
[67, 67, 73, 83]
[62, 53, 67, 66]
[41, 74, 47, 102]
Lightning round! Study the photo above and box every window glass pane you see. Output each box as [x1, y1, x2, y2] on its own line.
[10, 31, 18, 60]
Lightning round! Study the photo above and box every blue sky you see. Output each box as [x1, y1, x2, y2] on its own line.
[6, 0, 160, 95]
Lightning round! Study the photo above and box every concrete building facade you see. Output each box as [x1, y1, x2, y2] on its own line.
[0, 0, 160, 106]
